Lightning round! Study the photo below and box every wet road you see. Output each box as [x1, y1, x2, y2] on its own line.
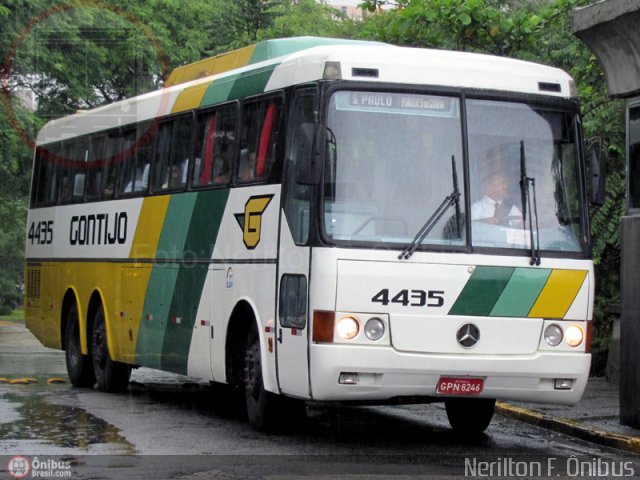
[1, 319, 639, 478]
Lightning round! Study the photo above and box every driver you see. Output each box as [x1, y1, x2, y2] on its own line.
[471, 171, 522, 226]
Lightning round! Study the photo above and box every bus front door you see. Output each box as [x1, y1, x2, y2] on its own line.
[275, 223, 310, 398]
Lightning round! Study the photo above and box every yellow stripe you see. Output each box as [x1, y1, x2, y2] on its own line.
[528, 269, 588, 318]
[165, 44, 256, 86]
[130, 196, 170, 259]
[171, 81, 211, 114]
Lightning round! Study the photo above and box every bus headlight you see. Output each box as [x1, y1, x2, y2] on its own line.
[364, 317, 385, 341]
[337, 315, 359, 340]
[565, 324, 584, 347]
[544, 324, 563, 347]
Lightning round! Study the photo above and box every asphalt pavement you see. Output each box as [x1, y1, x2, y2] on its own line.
[2, 316, 639, 455]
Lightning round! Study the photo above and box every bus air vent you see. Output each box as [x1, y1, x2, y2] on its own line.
[27, 269, 41, 299]
[352, 68, 379, 78]
[538, 82, 561, 93]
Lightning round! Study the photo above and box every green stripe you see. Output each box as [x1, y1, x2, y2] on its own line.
[156, 193, 197, 258]
[160, 189, 230, 374]
[489, 268, 552, 317]
[200, 73, 240, 108]
[136, 191, 229, 372]
[136, 264, 180, 369]
[449, 266, 514, 316]
[227, 65, 277, 101]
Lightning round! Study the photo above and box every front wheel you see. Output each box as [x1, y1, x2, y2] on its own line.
[244, 325, 282, 431]
[445, 397, 496, 435]
[91, 304, 131, 393]
[65, 304, 95, 388]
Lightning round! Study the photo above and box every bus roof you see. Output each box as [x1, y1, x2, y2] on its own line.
[36, 37, 575, 145]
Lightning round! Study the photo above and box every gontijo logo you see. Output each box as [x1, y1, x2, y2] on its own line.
[235, 195, 274, 249]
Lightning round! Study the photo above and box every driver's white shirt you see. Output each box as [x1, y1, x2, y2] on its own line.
[471, 195, 521, 220]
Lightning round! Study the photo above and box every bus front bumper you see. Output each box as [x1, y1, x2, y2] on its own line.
[309, 344, 590, 406]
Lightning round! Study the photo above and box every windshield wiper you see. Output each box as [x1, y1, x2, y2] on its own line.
[399, 155, 460, 260]
[519, 140, 541, 265]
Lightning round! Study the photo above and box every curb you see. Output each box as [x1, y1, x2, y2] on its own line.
[496, 402, 640, 455]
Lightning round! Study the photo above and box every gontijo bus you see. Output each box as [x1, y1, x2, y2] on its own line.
[25, 37, 593, 433]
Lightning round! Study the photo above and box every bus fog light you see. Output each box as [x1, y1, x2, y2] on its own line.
[544, 324, 563, 346]
[554, 379, 573, 390]
[339, 372, 359, 385]
[364, 318, 385, 341]
[337, 316, 359, 340]
[565, 324, 584, 347]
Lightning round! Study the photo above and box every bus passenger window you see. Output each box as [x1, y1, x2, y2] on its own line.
[119, 124, 153, 195]
[59, 139, 88, 204]
[193, 106, 236, 187]
[32, 144, 61, 206]
[154, 116, 192, 191]
[238, 98, 280, 183]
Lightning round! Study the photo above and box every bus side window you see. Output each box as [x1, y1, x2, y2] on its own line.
[32, 144, 60, 206]
[154, 115, 192, 191]
[283, 91, 316, 245]
[86, 135, 107, 200]
[119, 123, 153, 195]
[238, 97, 281, 183]
[193, 105, 236, 187]
[59, 139, 88, 204]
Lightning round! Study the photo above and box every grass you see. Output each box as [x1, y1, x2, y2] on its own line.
[0, 307, 25, 323]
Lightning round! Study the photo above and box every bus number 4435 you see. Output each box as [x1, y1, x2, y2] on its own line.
[371, 288, 444, 307]
[28, 220, 53, 245]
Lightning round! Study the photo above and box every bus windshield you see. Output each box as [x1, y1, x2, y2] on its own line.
[467, 99, 586, 253]
[324, 90, 465, 247]
[323, 90, 587, 254]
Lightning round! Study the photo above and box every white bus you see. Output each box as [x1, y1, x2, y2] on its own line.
[25, 37, 593, 433]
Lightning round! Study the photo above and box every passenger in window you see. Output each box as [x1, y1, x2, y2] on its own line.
[163, 164, 183, 189]
[238, 150, 256, 182]
[213, 157, 231, 184]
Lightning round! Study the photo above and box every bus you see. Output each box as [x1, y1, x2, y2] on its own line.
[25, 36, 593, 434]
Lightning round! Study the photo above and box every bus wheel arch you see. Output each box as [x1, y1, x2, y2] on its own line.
[225, 300, 255, 389]
[62, 289, 95, 387]
[225, 300, 280, 431]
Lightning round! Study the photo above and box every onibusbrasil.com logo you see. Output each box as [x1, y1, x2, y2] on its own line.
[7, 456, 72, 479]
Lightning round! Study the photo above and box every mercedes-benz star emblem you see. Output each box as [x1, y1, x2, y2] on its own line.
[456, 323, 480, 348]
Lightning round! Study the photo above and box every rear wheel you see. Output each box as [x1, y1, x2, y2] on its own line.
[64, 304, 95, 388]
[445, 397, 496, 435]
[91, 304, 131, 393]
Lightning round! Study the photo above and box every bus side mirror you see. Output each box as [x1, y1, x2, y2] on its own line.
[587, 140, 606, 206]
[295, 123, 321, 185]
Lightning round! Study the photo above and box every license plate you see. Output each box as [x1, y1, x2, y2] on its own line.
[436, 377, 484, 395]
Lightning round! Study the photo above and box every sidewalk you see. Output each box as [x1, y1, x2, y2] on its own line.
[497, 378, 640, 454]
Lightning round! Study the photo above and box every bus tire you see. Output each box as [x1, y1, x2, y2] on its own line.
[445, 397, 495, 435]
[64, 303, 95, 388]
[91, 304, 131, 393]
[244, 324, 279, 431]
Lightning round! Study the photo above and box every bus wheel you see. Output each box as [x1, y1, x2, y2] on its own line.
[91, 304, 131, 393]
[445, 397, 495, 435]
[64, 303, 95, 388]
[244, 324, 278, 431]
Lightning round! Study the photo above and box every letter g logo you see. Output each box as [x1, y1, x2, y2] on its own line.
[235, 195, 273, 249]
